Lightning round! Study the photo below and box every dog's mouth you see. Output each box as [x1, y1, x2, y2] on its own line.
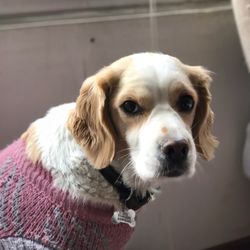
[159, 156, 190, 177]
[160, 165, 188, 177]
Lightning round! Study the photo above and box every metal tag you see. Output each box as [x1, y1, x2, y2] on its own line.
[112, 209, 136, 228]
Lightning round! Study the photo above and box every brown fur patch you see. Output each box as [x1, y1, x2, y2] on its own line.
[110, 84, 153, 141]
[67, 56, 132, 169]
[168, 82, 198, 126]
[161, 127, 168, 134]
[21, 124, 41, 164]
[184, 65, 219, 160]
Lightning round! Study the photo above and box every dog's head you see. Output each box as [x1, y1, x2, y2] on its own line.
[68, 53, 218, 184]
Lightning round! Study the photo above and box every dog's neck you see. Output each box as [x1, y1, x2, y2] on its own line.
[111, 158, 156, 197]
[24, 103, 157, 209]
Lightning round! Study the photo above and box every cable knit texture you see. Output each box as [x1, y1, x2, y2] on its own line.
[0, 139, 133, 250]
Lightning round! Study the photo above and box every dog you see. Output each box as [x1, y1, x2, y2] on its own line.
[0, 53, 217, 250]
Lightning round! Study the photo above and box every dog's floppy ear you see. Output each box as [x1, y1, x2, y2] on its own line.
[186, 65, 218, 161]
[68, 66, 122, 169]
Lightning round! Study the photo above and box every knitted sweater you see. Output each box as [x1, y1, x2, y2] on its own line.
[0, 139, 133, 250]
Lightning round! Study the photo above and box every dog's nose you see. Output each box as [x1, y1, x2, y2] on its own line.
[162, 140, 189, 164]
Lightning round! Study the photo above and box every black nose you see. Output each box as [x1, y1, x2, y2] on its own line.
[162, 140, 189, 164]
[160, 140, 189, 177]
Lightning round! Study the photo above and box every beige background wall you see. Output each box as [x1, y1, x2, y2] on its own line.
[1, 1, 250, 249]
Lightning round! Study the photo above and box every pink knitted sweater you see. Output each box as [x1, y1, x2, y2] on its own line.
[0, 139, 133, 250]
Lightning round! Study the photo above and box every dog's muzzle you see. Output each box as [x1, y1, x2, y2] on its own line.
[159, 139, 189, 177]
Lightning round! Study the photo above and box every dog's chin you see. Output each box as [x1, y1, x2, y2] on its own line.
[135, 167, 192, 186]
[133, 158, 195, 185]
[161, 168, 187, 177]
[159, 164, 195, 180]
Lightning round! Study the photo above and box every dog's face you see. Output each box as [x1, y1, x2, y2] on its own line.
[68, 53, 217, 184]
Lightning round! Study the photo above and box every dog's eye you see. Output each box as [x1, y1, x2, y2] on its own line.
[121, 101, 143, 115]
[178, 95, 194, 112]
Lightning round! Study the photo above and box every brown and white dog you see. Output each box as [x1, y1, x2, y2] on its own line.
[24, 52, 217, 197]
[2, 52, 218, 249]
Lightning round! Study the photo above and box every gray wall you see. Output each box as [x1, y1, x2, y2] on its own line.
[0, 0, 223, 15]
[1, 3, 250, 250]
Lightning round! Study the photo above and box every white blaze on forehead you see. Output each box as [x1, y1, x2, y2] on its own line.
[129, 53, 189, 89]
[119, 53, 191, 105]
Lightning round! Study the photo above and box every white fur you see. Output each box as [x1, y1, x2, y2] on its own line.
[32, 103, 120, 207]
[34, 103, 83, 173]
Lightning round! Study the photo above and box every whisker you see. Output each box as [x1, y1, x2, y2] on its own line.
[191, 120, 200, 130]
[114, 160, 133, 184]
[117, 153, 130, 164]
[117, 147, 135, 154]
